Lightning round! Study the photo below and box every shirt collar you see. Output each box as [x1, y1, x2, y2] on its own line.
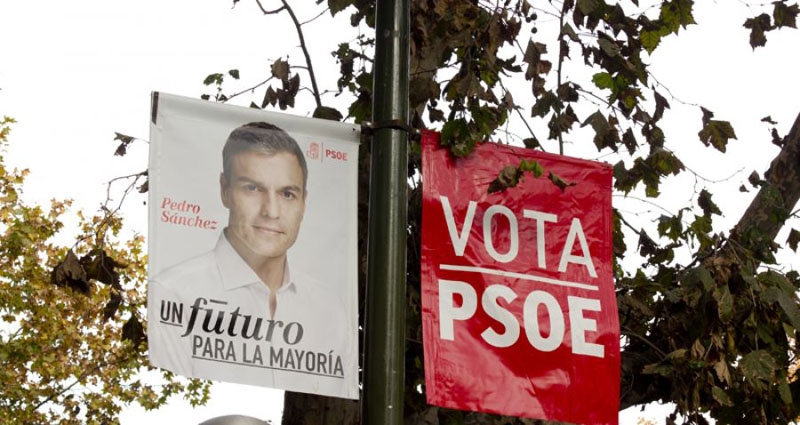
[214, 232, 298, 294]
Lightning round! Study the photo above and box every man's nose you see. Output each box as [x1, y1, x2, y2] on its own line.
[259, 192, 280, 218]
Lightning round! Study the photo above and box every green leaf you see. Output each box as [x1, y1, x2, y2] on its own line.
[519, 159, 544, 177]
[642, 362, 674, 377]
[577, 0, 600, 15]
[687, 266, 714, 291]
[665, 348, 687, 360]
[622, 128, 637, 154]
[328, 0, 350, 16]
[592, 72, 614, 90]
[548, 104, 579, 139]
[441, 119, 477, 157]
[714, 284, 733, 323]
[774, 2, 799, 28]
[711, 386, 734, 407]
[657, 213, 684, 241]
[698, 189, 722, 217]
[661, 0, 696, 33]
[778, 379, 793, 405]
[203, 73, 224, 86]
[740, 350, 777, 387]
[649, 148, 684, 176]
[598, 38, 620, 57]
[653, 90, 670, 122]
[641, 30, 662, 54]
[698, 120, 737, 152]
[762, 286, 800, 331]
[532, 91, 558, 117]
[228, 69, 240, 79]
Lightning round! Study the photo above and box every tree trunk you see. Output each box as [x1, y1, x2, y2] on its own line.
[281, 392, 359, 425]
[730, 111, 800, 244]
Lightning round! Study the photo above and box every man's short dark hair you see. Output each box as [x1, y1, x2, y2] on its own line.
[222, 122, 308, 190]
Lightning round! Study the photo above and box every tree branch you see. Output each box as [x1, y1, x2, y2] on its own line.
[280, 0, 322, 109]
[730, 112, 800, 245]
[252, 0, 322, 109]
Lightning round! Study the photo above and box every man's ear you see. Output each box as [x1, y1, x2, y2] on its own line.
[220, 172, 231, 208]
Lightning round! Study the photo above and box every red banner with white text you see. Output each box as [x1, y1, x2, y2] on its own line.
[421, 130, 619, 424]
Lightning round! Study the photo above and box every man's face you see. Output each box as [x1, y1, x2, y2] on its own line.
[220, 151, 306, 262]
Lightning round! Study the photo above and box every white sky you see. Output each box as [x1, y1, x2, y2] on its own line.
[1, 1, 799, 424]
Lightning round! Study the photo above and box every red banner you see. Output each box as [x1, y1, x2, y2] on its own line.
[421, 130, 619, 424]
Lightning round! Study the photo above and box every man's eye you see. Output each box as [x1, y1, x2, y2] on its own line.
[281, 190, 296, 199]
[244, 184, 258, 192]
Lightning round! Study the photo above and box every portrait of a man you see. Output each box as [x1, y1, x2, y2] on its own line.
[147, 96, 359, 400]
[218, 122, 308, 318]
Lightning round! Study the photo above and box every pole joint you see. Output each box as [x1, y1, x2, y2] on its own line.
[360, 120, 420, 140]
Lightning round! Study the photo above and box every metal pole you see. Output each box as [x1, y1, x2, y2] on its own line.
[362, 0, 409, 423]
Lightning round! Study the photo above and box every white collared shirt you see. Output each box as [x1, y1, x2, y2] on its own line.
[148, 233, 358, 399]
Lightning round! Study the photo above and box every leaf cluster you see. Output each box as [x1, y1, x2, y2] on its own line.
[0, 121, 210, 424]
[744, 2, 799, 48]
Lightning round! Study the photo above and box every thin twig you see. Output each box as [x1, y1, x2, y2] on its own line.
[621, 327, 667, 359]
[253, 0, 285, 15]
[223, 77, 273, 103]
[300, 6, 329, 26]
[647, 70, 699, 108]
[555, 0, 569, 155]
[71, 171, 147, 251]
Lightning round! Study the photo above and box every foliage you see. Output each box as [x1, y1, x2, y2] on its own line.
[0, 118, 210, 424]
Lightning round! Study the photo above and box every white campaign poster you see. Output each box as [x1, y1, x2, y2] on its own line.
[147, 92, 360, 399]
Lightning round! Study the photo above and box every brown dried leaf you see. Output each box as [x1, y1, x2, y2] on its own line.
[51, 250, 90, 295]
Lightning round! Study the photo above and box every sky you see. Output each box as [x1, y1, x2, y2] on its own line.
[1, 1, 799, 424]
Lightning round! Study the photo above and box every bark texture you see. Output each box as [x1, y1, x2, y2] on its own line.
[281, 392, 358, 425]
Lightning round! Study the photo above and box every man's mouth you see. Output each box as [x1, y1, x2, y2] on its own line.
[253, 225, 284, 234]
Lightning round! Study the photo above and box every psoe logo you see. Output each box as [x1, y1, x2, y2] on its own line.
[325, 148, 349, 161]
[307, 142, 320, 160]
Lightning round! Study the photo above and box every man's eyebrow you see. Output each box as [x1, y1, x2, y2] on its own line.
[232, 176, 262, 185]
[281, 184, 303, 194]
[233, 177, 303, 193]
